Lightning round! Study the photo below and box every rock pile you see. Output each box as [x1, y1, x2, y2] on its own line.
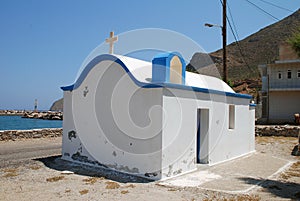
[255, 125, 300, 137]
[0, 128, 62, 141]
[0, 110, 25, 116]
[22, 111, 63, 120]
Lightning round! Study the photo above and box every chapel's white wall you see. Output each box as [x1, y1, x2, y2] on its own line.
[161, 90, 199, 178]
[208, 98, 255, 165]
[61, 91, 82, 160]
[161, 88, 254, 177]
[62, 61, 163, 179]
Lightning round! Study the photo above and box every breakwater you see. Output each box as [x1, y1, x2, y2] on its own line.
[0, 110, 63, 120]
[0, 110, 25, 116]
[22, 111, 63, 120]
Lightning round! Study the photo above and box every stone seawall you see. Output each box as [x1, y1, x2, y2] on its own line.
[0, 110, 63, 120]
[0, 128, 62, 141]
[256, 125, 300, 137]
[22, 111, 63, 120]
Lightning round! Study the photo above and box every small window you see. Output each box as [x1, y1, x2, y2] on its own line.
[298, 70, 300, 78]
[229, 105, 235, 129]
[287, 70, 292, 79]
[278, 71, 282, 79]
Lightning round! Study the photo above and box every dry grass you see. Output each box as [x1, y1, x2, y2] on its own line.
[255, 136, 273, 144]
[235, 195, 261, 201]
[203, 194, 260, 201]
[280, 161, 300, 180]
[29, 165, 41, 170]
[125, 184, 135, 188]
[46, 176, 65, 182]
[79, 189, 89, 195]
[167, 188, 177, 191]
[120, 190, 129, 194]
[3, 172, 18, 177]
[2, 168, 18, 177]
[83, 177, 105, 185]
[256, 136, 297, 144]
[290, 161, 300, 169]
[105, 181, 120, 189]
[3, 168, 18, 173]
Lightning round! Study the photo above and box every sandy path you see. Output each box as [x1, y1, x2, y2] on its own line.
[0, 137, 61, 168]
[0, 136, 299, 201]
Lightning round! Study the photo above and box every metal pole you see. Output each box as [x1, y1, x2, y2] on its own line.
[222, 0, 227, 83]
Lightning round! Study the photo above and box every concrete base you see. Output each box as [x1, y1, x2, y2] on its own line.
[159, 152, 292, 193]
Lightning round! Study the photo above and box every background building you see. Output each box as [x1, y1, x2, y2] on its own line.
[259, 43, 300, 123]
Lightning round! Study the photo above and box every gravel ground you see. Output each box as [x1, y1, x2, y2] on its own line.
[0, 136, 299, 201]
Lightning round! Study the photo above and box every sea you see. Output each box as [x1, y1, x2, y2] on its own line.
[0, 115, 62, 131]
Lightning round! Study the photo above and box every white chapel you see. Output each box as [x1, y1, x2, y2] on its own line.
[61, 34, 255, 180]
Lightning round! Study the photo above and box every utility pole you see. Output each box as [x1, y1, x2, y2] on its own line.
[204, 0, 227, 82]
[222, 0, 227, 83]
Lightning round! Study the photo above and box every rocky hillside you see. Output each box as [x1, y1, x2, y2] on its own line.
[188, 9, 300, 80]
[50, 98, 63, 111]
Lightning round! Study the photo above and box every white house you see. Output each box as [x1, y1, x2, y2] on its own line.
[61, 52, 255, 180]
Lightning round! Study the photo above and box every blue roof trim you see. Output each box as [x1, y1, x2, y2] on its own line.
[61, 54, 252, 99]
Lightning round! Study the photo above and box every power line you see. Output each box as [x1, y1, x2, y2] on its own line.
[257, 0, 293, 13]
[219, 0, 254, 73]
[227, 0, 240, 41]
[244, 0, 280, 21]
[226, 13, 254, 72]
[227, 16, 254, 72]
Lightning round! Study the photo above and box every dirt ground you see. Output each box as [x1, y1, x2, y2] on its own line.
[0, 136, 299, 201]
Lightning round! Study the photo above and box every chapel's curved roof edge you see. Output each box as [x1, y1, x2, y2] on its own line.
[61, 54, 252, 99]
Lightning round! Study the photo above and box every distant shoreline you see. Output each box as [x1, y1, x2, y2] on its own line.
[0, 110, 63, 120]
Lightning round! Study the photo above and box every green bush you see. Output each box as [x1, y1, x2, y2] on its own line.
[227, 79, 234, 88]
[288, 30, 300, 57]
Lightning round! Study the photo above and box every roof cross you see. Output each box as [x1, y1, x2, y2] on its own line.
[105, 31, 118, 54]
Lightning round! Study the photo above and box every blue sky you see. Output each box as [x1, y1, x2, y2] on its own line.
[0, 0, 299, 110]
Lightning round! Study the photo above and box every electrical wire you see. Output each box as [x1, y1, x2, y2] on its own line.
[226, 14, 254, 72]
[227, 0, 240, 41]
[257, 0, 293, 13]
[244, 0, 280, 21]
[219, 0, 254, 72]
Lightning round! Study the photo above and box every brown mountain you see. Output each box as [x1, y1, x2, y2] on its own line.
[188, 9, 300, 80]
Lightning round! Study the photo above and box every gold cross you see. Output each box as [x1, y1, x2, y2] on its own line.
[105, 31, 118, 54]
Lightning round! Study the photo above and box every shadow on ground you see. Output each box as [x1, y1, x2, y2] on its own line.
[35, 155, 153, 184]
[239, 177, 300, 200]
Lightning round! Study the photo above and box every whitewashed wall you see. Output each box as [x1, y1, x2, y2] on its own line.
[161, 88, 255, 178]
[62, 61, 164, 179]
